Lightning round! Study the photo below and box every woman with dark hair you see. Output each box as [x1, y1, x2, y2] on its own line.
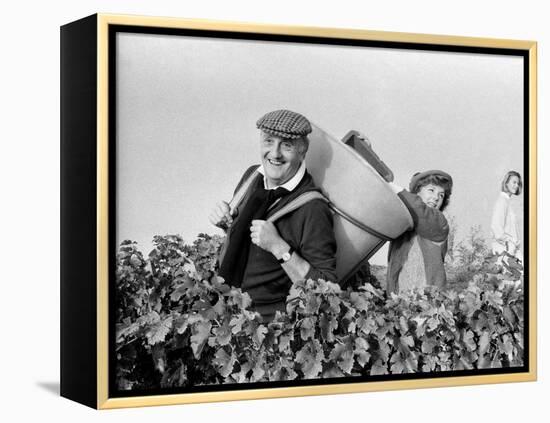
[386, 170, 453, 295]
[491, 170, 522, 260]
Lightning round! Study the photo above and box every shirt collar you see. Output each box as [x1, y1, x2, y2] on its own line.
[258, 160, 306, 191]
[501, 191, 512, 199]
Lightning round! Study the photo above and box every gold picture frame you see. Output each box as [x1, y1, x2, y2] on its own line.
[61, 13, 537, 409]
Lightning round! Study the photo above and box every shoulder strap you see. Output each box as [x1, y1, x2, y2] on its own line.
[267, 190, 394, 242]
[246, 181, 394, 242]
[267, 191, 328, 222]
[228, 168, 260, 214]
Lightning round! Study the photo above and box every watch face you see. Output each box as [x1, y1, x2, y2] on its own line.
[282, 252, 291, 261]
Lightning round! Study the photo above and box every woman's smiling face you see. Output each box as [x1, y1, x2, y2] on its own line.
[260, 132, 305, 188]
[506, 175, 520, 195]
[417, 183, 445, 210]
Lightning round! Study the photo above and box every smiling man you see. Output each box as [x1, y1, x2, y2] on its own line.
[210, 109, 337, 321]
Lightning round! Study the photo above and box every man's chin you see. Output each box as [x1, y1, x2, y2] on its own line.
[265, 170, 291, 187]
[264, 166, 286, 179]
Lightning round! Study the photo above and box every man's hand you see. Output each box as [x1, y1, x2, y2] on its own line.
[251, 219, 312, 282]
[250, 220, 287, 256]
[209, 201, 234, 230]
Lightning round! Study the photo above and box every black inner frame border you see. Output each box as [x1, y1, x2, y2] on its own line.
[108, 24, 531, 399]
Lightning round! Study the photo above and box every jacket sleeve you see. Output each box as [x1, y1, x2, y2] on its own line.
[296, 200, 338, 282]
[398, 191, 449, 242]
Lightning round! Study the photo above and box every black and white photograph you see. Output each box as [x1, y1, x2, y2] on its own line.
[111, 23, 529, 396]
[7, 0, 550, 421]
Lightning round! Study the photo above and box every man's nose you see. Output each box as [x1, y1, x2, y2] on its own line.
[270, 143, 282, 156]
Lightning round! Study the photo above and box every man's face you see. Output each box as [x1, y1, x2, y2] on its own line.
[260, 132, 305, 188]
[417, 183, 445, 210]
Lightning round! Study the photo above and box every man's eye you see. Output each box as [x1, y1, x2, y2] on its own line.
[282, 142, 292, 150]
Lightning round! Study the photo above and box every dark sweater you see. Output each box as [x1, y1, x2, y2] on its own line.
[227, 165, 337, 305]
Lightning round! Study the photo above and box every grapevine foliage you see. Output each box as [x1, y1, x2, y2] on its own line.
[115, 234, 524, 390]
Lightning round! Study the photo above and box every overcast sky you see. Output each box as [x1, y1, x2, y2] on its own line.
[116, 32, 524, 265]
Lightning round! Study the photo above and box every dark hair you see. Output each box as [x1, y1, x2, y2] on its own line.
[411, 174, 453, 211]
[501, 170, 522, 195]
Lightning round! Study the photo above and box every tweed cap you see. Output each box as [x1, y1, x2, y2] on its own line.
[256, 109, 312, 139]
[409, 170, 453, 192]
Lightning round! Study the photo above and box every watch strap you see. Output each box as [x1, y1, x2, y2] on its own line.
[277, 246, 295, 264]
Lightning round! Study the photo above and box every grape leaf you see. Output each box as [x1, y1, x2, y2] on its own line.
[350, 292, 369, 312]
[322, 362, 345, 378]
[300, 316, 317, 341]
[270, 358, 298, 381]
[329, 339, 354, 374]
[278, 331, 294, 353]
[421, 338, 438, 354]
[327, 295, 342, 314]
[253, 325, 268, 348]
[463, 330, 477, 352]
[170, 281, 191, 302]
[390, 353, 408, 374]
[422, 355, 437, 372]
[400, 335, 414, 349]
[319, 313, 338, 343]
[356, 315, 377, 335]
[190, 320, 212, 359]
[146, 316, 173, 345]
[500, 334, 514, 359]
[304, 294, 321, 315]
[296, 339, 324, 379]
[210, 319, 232, 347]
[231, 361, 253, 383]
[116, 321, 140, 344]
[151, 344, 166, 374]
[213, 348, 237, 378]
[377, 338, 391, 362]
[477, 356, 492, 369]
[173, 315, 189, 335]
[370, 359, 388, 375]
[212, 297, 226, 317]
[230, 313, 247, 334]
[478, 331, 490, 356]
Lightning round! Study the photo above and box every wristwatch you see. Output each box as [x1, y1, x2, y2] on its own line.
[278, 246, 295, 264]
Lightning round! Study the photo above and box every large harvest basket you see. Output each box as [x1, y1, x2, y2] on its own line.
[306, 125, 413, 283]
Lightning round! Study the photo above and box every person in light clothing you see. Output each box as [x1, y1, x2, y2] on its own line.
[491, 170, 522, 261]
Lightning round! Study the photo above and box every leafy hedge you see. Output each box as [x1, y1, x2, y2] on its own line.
[115, 234, 524, 391]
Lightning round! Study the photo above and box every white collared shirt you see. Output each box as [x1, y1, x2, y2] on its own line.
[257, 160, 306, 192]
[491, 191, 519, 252]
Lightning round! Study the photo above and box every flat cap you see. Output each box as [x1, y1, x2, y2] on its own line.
[409, 170, 453, 192]
[256, 109, 312, 139]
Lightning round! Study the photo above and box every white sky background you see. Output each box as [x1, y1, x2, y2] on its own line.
[116, 32, 524, 265]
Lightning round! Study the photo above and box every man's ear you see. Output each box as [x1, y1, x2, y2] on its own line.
[299, 138, 309, 157]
